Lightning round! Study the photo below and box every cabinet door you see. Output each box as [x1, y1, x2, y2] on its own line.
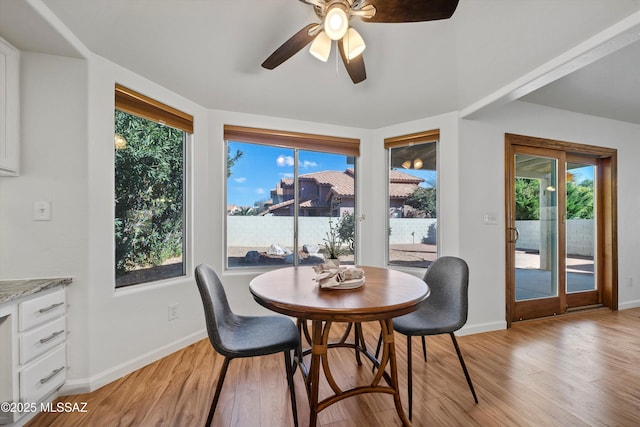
[0, 37, 19, 176]
[20, 345, 66, 404]
[20, 316, 66, 364]
[18, 289, 66, 332]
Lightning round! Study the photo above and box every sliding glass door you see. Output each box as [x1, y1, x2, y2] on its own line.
[505, 134, 617, 325]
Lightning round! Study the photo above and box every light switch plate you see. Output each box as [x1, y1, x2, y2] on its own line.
[483, 212, 497, 225]
[33, 201, 52, 221]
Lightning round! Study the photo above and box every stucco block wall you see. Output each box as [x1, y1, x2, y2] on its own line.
[515, 219, 594, 256]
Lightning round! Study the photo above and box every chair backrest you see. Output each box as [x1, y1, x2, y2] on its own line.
[194, 263, 236, 354]
[423, 256, 470, 330]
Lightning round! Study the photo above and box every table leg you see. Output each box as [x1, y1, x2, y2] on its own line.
[380, 318, 412, 427]
[302, 319, 411, 427]
[308, 320, 327, 427]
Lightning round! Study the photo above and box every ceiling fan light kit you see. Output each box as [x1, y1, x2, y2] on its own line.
[324, 2, 350, 40]
[261, 0, 460, 84]
[345, 27, 365, 60]
[310, 31, 332, 61]
[401, 158, 423, 169]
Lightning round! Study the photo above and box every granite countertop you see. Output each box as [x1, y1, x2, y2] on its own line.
[0, 277, 72, 304]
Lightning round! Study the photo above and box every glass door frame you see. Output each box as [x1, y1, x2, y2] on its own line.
[505, 133, 618, 327]
[509, 145, 567, 322]
[565, 155, 599, 310]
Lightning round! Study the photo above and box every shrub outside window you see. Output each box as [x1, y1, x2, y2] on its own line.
[114, 85, 192, 287]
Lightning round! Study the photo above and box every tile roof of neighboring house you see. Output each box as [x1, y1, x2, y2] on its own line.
[270, 169, 425, 204]
[299, 170, 354, 196]
[299, 199, 329, 208]
[389, 169, 425, 184]
[268, 199, 295, 211]
[265, 198, 328, 214]
[389, 183, 422, 198]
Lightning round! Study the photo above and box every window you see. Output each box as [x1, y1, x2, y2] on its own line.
[114, 85, 193, 287]
[225, 125, 359, 269]
[386, 130, 438, 268]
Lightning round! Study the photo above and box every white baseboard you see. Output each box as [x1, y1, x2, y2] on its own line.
[619, 300, 640, 310]
[458, 320, 506, 336]
[59, 329, 207, 395]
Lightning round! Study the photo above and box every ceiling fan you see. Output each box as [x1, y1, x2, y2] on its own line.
[261, 0, 460, 84]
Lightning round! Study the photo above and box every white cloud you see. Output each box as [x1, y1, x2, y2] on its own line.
[280, 172, 294, 178]
[234, 177, 247, 183]
[276, 155, 294, 167]
[301, 160, 318, 169]
[256, 188, 265, 195]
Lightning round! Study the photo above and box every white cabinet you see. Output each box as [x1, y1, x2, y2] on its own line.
[17, 288, 67, 414]
[0, 37, 20, 176]
[19, 346, 66, 406]
[0, 286, 67, 425]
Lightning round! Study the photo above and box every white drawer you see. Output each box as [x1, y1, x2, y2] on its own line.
[19, 345, 66, 404]
[19, 288, 65, 331]
[20, 316, 66, 365]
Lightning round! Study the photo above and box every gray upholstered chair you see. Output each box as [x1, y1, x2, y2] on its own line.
[194, 264, 300, 427]
[377, 256, 478, 419]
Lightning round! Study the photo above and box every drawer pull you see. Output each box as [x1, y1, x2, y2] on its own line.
[38, 302, 64, 313]
[39, 367, 65, 384]
[39, 330, 65, 344]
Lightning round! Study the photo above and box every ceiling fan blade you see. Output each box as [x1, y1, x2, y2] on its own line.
[262, 24, 319, 70]
[338, 39, 366, 84]
[359, 0, 459, 23]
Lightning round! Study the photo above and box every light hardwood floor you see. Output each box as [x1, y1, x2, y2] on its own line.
[28, 308, 640, 426]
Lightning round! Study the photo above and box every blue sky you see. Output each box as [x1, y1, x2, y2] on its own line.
[227, 142, 351, 206]
[227, 141, 436, 207]
[569, 165, 594, 183]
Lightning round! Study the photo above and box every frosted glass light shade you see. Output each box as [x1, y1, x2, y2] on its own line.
[413, 158, 423, 169]
[310, 31, 331, 62]
[345, 28, 365, 60]
[324, 5, 349, 40]
[401, 160, 412, 169]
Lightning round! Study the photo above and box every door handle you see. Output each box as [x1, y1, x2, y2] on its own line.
[508, 227, 520, 243]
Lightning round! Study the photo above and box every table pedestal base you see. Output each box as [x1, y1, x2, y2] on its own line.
[299, 319, 411, 427]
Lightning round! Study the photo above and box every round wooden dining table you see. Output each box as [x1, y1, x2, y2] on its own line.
[249, 265, 430, 427]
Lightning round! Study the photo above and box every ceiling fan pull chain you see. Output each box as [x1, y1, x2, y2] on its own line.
[335, 40, 339, 77]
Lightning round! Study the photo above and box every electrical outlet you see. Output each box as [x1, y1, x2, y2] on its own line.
[168, 303, 179, 321]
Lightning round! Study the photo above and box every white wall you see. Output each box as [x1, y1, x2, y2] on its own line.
[0, 52, 92, 385]
[79, 54, 212, 392]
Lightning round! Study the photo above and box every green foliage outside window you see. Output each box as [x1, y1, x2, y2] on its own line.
[337, 212, 355, 252]
[404, 187, 437, 218]
[515, 178, 540, 220]
[514, 177, 594, 220]
[114, 110, 184, 276]
[566, 179, 594, 219]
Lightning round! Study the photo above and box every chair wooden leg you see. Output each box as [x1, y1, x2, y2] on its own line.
[284, 350, 299, 427]
[407, 335, 413, 420]
[206, 356, 231, 427]
[421, 336, 427, 362]
[449, 332, 478, 404]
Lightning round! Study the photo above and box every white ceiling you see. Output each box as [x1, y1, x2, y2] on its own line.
[2, 0, 640, 128]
